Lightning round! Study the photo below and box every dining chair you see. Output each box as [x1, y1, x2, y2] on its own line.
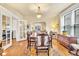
[35, 34, 50, 56]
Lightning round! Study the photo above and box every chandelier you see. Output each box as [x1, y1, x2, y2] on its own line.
[36, 6, 42, 18]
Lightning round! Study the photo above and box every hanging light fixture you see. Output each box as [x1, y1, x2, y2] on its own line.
[36, 6, 42, 18]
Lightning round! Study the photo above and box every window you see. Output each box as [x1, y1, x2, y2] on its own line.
[64, 13, 72, 35]
[74, 9, 79, 38]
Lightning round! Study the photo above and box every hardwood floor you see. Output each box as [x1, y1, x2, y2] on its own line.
[3, 39, 71, 56]
[4, 39, 28, 56]
[52, 39, 71, 56]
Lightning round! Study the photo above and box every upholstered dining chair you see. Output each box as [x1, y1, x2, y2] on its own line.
[27, 31, 31, 48]
[35, 34, 50, 56]
[28, 32, 37, 49]
[70, 49, 79, 56]
[69, 44, 79, 56]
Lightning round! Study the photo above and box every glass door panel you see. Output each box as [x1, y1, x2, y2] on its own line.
[6, 16, 11, 44]
[2, 15, 7, 46]
[2, 15, 12, 49]
[20, 21, 25, 39]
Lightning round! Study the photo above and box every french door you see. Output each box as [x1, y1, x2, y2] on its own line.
[1, 13, 12, 50]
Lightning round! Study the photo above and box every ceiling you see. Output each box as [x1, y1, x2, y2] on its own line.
[0, 3, 73, 20]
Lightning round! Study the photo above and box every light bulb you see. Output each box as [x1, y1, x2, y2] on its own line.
[37, 14, 42, 18]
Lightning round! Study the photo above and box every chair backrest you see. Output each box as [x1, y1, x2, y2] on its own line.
[36, 34, 49, 46]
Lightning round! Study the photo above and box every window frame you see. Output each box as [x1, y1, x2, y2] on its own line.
[74, 9, 79, 38]
[64, 12, 72, 35]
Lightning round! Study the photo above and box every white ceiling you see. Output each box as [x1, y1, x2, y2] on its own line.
[0, 3, 73, 20]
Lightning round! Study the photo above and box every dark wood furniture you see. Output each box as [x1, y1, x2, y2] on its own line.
[69, 44, 79, 56]
[57, 34, 77, 50]
[35, 33, 50, 56]
[70, 49, 79, 56]
[0, 41, 3, 56]
[27, 31, 31, 48]
[28, 36, 36, 50]
[52, 32, 57, 39]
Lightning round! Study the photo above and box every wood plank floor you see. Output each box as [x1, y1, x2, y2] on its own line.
[52, 39, 71, 56]
[3, 39, 71, 56]
[4, 39, 28, 56]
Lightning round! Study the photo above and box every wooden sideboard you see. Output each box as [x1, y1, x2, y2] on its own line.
[57, 34, 77, 50]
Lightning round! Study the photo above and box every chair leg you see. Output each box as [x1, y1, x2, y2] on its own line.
[48, 49, 49, 56]
[36, 49, 38, 56]
[51, 39, 52, 48]
[76, 50, 79, 56]
[48, 50, 49, 56]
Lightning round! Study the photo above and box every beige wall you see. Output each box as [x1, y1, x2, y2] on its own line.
[51, 16, 60, 33]
[26, 15, 60, 33]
